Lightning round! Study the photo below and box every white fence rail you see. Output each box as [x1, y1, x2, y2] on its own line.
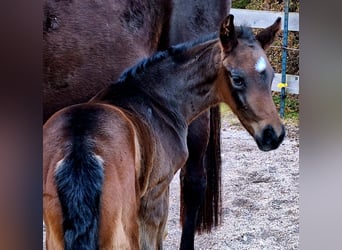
[272, 73, 299, 94]
[230, 8, 299, 31]
[231, 8, 299, 94]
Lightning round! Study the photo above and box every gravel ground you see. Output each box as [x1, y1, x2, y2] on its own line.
[163, 118, 299, 250]
[43, 116, 299, 250]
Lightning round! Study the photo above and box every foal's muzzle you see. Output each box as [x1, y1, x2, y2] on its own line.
[255, 124, 285, 151]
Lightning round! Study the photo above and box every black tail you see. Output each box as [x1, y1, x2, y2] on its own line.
[55, 139, 104, 250]
[196, 105, 222, 233]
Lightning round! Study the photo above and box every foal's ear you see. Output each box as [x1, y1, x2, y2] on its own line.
[256, 17, 282, 50]
[219, 14, 238, 53]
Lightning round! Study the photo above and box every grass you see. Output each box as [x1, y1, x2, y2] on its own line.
[272, 92, 299, 125]
[220, 92, 299, 127]
[220, 103, 241, 128]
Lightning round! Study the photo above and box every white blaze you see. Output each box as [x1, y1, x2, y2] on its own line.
[255, 56, 267, 73]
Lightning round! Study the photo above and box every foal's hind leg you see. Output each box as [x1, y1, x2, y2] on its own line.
[180, 112, 210, 250]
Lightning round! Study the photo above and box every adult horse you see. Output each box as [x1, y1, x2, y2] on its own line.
[43, 0, 230, 248]
[43, 15, 285, 249]
[43, 0, 172, 121]
[169, 1, 231, 248]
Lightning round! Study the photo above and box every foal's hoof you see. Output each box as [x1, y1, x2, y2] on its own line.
[163, 227, 168, 240]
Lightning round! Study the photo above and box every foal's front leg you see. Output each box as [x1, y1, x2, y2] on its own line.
[139, 182, 170, 250]
[180, 112, 210, 250]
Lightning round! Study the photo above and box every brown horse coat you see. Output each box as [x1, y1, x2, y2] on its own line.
[43, 0, 172, 122]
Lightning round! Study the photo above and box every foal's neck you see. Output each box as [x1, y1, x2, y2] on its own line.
[145, 39, 222, 125]
[93, 38, 222, 127]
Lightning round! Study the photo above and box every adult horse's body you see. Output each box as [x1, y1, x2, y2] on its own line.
[43, 1, 230, 247]
[43, 15, 285, 249]
[43, 0, 172, 121]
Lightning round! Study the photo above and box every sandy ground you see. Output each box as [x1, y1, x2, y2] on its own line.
[43, 116, 299, 250]
[163, 118, 299, 250]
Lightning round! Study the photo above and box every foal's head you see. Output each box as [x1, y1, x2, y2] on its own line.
[217, 15, 285, 151]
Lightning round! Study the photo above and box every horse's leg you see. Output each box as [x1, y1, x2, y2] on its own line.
[139, 183, 170, 250]
[158, 187, 169, 250]
[179, 111, 210, 250]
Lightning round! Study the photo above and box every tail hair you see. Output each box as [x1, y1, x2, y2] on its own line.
[196, 105, 222, 233]
[55, 144, 104, 250]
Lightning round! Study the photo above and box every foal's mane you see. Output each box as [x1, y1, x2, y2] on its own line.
[117, 32, 218, 84]
[235, 25, 255, 42]
[99, 24, 255, 100]
[117, 25, 254, 85]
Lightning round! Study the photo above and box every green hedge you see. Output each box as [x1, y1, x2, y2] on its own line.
[232, 0, 252, 9]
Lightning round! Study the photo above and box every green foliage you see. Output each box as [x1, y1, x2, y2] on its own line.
[220, 93, 299, 125]
[232, 0, 252, 9]
[245, 0, 299, 12]
[272, 92, 299, 123]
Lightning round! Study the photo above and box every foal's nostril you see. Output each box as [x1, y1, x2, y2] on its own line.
[262, 125, 276, 146]
[255, 124, 285, 151]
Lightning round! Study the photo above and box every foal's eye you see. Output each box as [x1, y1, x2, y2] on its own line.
[232, 76, 245, 88]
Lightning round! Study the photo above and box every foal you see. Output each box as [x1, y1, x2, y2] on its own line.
[43, 15, 284, 249]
